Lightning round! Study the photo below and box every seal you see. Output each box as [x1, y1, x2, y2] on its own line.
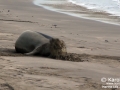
[15, 30, 67, 57]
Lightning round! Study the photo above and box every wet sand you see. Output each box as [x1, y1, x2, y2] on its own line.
[0, 0, 120, 90]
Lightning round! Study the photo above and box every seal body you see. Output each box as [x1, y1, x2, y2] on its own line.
[15, 30, 52, 55]
[15, 30, 67, 57]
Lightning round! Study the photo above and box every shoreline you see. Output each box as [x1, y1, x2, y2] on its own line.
[0, 0, 120, 90]
[33, 0, 120, 26]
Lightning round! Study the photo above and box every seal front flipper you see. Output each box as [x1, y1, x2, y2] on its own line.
[25, 45, 42, 55]
[25, 43, 50, 56]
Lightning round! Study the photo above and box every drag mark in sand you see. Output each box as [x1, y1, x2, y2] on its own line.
[0, 48, 120, 63]
[0, 19, 38, 23]
[0, 83, 14, 90]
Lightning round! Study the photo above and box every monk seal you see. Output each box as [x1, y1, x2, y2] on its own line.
[15, 30, 67, 57]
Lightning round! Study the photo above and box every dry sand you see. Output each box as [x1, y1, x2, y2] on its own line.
[0, 0, 120, 90]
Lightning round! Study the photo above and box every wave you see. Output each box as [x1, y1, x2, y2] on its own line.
[68, 0, 120, 16]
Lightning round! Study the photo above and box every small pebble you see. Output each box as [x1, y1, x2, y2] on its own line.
[105, 40, 109, 42]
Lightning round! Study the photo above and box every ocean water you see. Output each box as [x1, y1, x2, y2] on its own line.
[33, 0, 120, 25]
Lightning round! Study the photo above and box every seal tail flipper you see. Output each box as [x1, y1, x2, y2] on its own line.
[25, 45, 42, 55]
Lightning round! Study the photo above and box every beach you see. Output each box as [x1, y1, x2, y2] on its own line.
[0, 0, 120, 90]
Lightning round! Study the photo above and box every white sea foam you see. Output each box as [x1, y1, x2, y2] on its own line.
[68, 0, 120, 16]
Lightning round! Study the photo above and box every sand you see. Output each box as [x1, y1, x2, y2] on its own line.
[0, 0, 120, 90]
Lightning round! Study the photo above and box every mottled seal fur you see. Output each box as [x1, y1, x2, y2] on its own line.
[15, 30, 67, 57]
